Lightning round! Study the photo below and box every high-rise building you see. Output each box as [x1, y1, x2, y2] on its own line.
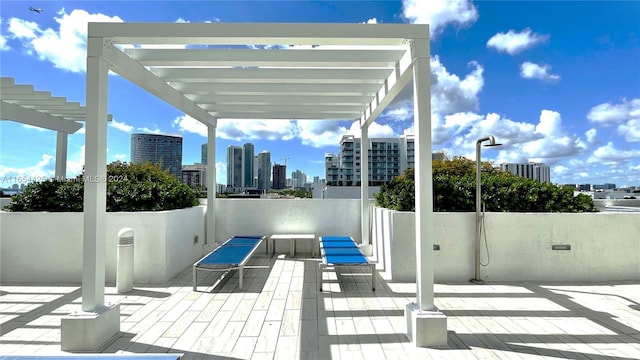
[243, 143, 255, 188]
[291, 169, 307, 188]
[182, 163, 207, 189]
[256, 151, 271, 190]
[130, 133, 182, 179]
[501, 162, 551, 183]
[227, 146, 243, 188]
[325, 135, 415, 186]
[273, 164, 286, 190]
[201, 143, 207, 165]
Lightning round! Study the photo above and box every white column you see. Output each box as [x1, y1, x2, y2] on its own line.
[55, 131, 68, 180]
[82, 39, 109, 312]
[413, 43, 434, 312]
[405, 37, 447, 347]
[206, 123, 217, 245]
[360, 124, 370, 247]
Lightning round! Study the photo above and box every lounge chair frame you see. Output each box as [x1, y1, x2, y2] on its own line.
[193, 235, 267, 291]
[317, 236, 375, 291]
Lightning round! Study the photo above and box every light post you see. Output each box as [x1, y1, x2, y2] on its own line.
[471, 135, 502, 284]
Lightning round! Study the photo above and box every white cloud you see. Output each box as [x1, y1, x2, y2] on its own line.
[363, 18, 378, 24]
[66, 145, 85, 177]
[215, 161, 226, 185]
[8, 18, 39, 39]
[109, 118, 134, 133]
[22, 124, 48, 132]
[520, 62, 560, 82]
[137, 126, 163, 134]
[553, 165, 569, 177]
[297, 120, 349, 148]
[426, 109, 587, 166]
[617, 119, 640, 142]
[173, 114, 207, 136]
[113, 154, 127, 160]
[487, 28, 549, 55]
[520, 110, 586, 159]
[0, 19, 10, 50]
[7, 10, 123, 73]
[0, 33, 7, 51]
[585, 129, 597, 143]
[431, 57, 484, 114]
[402, 0, 478, 38]
[218, 119, 298, 141]
[587, 98, 640, 142]
[0, 153, 54, 180]
[586, 98, 640, 124]
[347, 121, 397, 138]
[589, 142, 640, 162]
[173, 114, 300, 142]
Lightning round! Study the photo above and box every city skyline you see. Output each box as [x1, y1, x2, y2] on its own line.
[0, 1, 638, 188]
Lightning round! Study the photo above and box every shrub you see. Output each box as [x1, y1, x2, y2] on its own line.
[375, 158, 597, 213]
[4, 161, 199, 212]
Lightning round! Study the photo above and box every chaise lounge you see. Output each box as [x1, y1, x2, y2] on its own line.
[193, 235, 267, 291]
[317, 236, 375, 291]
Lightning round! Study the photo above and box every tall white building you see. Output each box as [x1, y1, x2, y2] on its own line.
[325, 135, 415, 186]
[501, 162, 551, 183]
[291, 169, 307, 188]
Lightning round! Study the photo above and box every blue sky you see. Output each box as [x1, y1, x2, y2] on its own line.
[1, 0, 639, 188]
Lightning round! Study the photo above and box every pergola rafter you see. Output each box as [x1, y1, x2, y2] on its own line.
[0, 77, 113, 179]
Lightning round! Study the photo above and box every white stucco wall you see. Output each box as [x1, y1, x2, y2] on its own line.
[2, 201, 637, 284]
[371, 207, 640, 282]
[214, 199, 361, 253]
[0, 206, 205, 284]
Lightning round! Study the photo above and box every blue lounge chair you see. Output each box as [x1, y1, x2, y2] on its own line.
[317, 236, 375, 291]
[193, 235, 267, 291]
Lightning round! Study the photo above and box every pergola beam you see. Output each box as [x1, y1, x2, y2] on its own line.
[93, 22, 428, 45]
[200, 103, 365, 113]
[173, 82, 380, 95]
[0, 101, 83, 133]
[127, 48, 405, 68]
[210, 111, 358, 120]
[154, 68, 391, 84]
[187, 94, 373, 106]
[95, 38, 216, 127]
[361, 49, 414, 129]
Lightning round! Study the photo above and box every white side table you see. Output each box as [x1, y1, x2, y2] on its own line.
[269, 234, 316, 258]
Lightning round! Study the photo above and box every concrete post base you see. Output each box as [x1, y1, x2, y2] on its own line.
[405, 302, 448, 347]
[61, 303, 120, 352]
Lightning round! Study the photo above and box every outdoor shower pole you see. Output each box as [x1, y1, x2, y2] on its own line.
[472, 136, 501, 284]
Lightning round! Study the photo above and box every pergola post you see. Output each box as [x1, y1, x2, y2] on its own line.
[360, 123, 372, 254]
[61, 37, 120, 352]
[206, 122, 217, 245]
[55, 131, 68, 179]
[404, 38, 448, 347]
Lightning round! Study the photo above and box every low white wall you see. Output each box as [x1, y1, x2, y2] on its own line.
[214, 199, 361, 253]
[371, 206, 640, 282]
[0, 206, 205, 284]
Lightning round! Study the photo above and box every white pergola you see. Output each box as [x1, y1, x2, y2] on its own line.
[0, 77, 88, 179]
[64, 22, 445, 350]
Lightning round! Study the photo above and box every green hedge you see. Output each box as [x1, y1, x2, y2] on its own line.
[375, 158, 597, 213]
[5, 161, 199, 212]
